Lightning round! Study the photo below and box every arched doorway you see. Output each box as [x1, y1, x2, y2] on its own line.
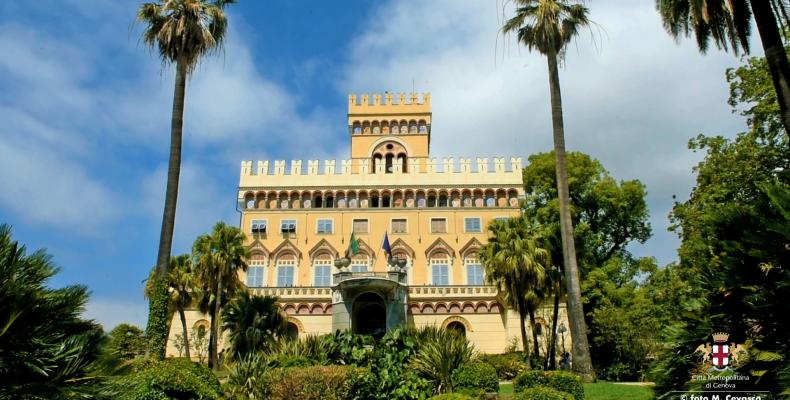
[446, 321, 466, 337]
[285, 322, 299, 340]
[352, 292, 386, 338]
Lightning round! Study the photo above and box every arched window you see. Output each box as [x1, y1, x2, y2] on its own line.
[464, 254, 484, 286]
[438, 194, 449, 207]
[313, 254, 333, 287]
[430, 252, 451, 286]
[276, 253, 297, 287]
[385, 154, 394, 173]
[247, 251, 268, 287]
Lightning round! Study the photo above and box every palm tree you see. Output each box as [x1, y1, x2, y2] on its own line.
[137, 0, 235, 358]
[545, 264, 564, 370]
[193, 221, 250, 370]
[502, 0, 595, 381]
[657, 0, 790, 136]
[479, 217, 549, 364]
[0, 225, 106, 398]
[221, 292, 286, 360]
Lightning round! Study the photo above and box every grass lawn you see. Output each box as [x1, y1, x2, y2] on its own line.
[498, 382, 654, 400]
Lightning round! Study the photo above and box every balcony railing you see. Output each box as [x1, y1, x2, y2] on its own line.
[408, 285, 498, 297]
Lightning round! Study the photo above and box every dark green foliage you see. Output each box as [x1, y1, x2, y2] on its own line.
[410, 326, 475, 394]
[108, 323, 146, 361]
[105, 357, 222, 400]
[513, 387, 575, 400]
[221, 292, 286, 360]
[426, 394, 476, 400]
[0, 224, 107, 399]
[514, 371, 584, 400]
[479, 353, 528, 380]
[265, 365, 368, 400]
[145, 277, 170, 360]
[225, 353, 268, 399]
[451, 361, 499, 393]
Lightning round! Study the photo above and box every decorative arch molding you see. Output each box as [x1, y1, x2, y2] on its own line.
[286, 317, 304, 333]
[355, 238, 376, 261]
[367, 136, 413, 156]
[425, 237, 455, 259]
[192, 319, 210, 331]
[442, 316, 473, 332]
[390, 238, 415, 259]
[459, 238, 483, 259]
[248, 240, 270, 257]
[272, 240, 302, 262]
[308, 239, 339, 262]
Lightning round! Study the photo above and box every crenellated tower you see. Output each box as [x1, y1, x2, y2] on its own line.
[348, 92, 431, 173]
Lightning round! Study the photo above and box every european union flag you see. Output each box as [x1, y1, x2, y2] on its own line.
[382, 231, 391, 256]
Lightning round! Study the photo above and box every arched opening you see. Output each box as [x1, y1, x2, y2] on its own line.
[285, 322, 299, 340]
[447, 321, 466, 337]
[385, 154, 394, 173]
[352, 292, 386, 338]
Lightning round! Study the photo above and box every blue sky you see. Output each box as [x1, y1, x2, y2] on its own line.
[0, 0, 751, 329]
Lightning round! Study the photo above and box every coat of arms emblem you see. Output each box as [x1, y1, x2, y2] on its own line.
[694, 332, 748, 370]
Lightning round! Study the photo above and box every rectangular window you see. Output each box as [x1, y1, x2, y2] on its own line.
[314, 265, 331, 286]
[316, 219, 333, 234]
[351, 264, 368, 273]
[464, 217, 481, 233]
[430, 218, 447, 233]
[391, 219, 407, 234]
[280, 219, 297, 235]
[277, 266, 294, 287]
[246, 266, 265, 287]
[352, 219, 369, 233]
[432, 264, 449, 286]
[466, 264, 484, 285]
[251, 220, 267, 234]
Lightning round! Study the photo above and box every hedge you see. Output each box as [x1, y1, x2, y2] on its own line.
[479, 353, 528, 380]
[513, 371, 584, 400]
[427, 394, 476, 400]
[266, 365, 368, 400]
[514, 387, 575, 400]
[107, 358, 222, 400]
[451, 361, 499, 393]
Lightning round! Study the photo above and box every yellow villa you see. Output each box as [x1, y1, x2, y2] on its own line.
[167, 92, 570, 356]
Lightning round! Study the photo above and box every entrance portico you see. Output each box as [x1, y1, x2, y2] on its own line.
[331, 270, 408, 335]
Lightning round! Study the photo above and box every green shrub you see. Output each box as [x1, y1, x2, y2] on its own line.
[225, 353, 268, 399]
[266, 365, 367, 400]
[268, 354, 313, 368]
[479, 353, 528, 380]
[411, 327, 474, 393]
[513, 387, 575, 400]
[106, 358, 222, 400]
[427, 393, 476, 400]
[513, 371, 584, 400]
[451, 361, 499, 393]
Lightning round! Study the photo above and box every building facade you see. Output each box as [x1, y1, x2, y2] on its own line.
[167, 92, 570, 356]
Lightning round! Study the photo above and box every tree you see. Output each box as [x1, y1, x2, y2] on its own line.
[221, 292, 286, 360]
[107, 323, 147, 361]
[193, 221, 250, 370]
[656, 0, 790, 135]
[479, 217, 550, 363]
[168, 254, 196, 360]
[137, 0, 235, 358]
[0, 224, 106, 398]
[653, 52, 790, 393]
[503, 0, 595, 381]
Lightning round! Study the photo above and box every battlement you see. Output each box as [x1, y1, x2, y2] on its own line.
[348, 92, 431, 116]
[239, 157, 523, 189]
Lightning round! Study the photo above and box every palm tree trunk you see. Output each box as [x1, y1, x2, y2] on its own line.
[548, 290, 560, 370]
[145, 57, 187, 359]
[528, 308, 540, 358]
[750, 0, 790, 136]
[178, 307, 191, 360]
[210, 267, 224, 370]
[518, 305, 530, 367]
[546, 49, 595, 382]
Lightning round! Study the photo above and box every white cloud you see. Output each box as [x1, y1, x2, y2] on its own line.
[341, 0, 749, 265]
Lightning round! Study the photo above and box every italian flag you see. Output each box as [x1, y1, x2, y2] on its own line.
[346, 232, 359, 258]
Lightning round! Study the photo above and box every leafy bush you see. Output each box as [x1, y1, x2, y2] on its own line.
[479, 353, 528, 380]
[427, 393, 476, 400]
[513, 371, 584, 400]
[266, 365, 367, 400]
[513, 387, 575, 400]
[268, 354, 313, 368]
[451, 361, 499, 393]
[225, 353, 268, 399]
[411, 327, 474, 393]
[105, 358, 222, 400]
